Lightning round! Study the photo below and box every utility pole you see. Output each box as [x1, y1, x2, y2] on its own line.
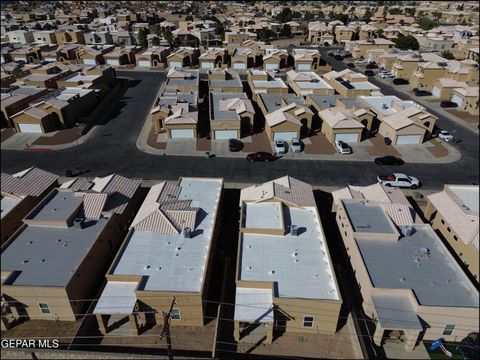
[160, 297, 176, 360]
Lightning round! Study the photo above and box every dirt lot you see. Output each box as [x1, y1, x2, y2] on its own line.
[425, 139, 449, 158]
[236, 322, 359, 359]
[32, 128, 81, 146]
[304, 132, 336, 155]
[365, 135, 401, 157]
[445, 109, 479, 124]
[1, 128, 15, 143]
[146, 128, 167, 150]
[196, 138, 211, 152]
[242, 132, 272, 153]
[99, 320, 217, 354]
[1, 319, 82, 345]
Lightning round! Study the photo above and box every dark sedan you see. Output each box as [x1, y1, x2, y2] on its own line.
[364, 70, 375, 76]
[393, 78, 409, 85]
[440, 100, 458, 108]
[374, 156, 404, 165]
[366, 63, 378, 69]
[229, 138, 243, 152]
[346, 63, 355, 68]
[246, 152, 276, 162]
[414, 89, 432, 97]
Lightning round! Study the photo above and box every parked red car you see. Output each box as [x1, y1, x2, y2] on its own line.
[246, 152, 276, 162]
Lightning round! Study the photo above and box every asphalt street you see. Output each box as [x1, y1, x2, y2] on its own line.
[1, 68, 478, 189]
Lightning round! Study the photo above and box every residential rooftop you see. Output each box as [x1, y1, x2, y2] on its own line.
[1, 190, 109, 287]
[110, 178, 223, 293]
[356, 224, 479, 308]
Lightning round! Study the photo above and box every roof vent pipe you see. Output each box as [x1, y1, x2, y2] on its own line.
[291, 225, 299, 236]
[183, 227, 192, 238]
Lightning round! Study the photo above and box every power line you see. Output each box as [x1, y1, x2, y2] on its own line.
[3, 295, 478, 329]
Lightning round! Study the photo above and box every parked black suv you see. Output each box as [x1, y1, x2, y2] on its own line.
[364, 70, 375, 76]
[414, 88, 432, 96]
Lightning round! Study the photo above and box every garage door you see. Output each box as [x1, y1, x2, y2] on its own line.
[138, 60, 151, 67]
[298, 63, 311, 71]
[451, 94, 464, 107]
[108, 60, 119, 66]
[432, 87, 441, 98]
[265, 63, 279, 70]
[396, 135, 422, 145]
[214, 130, 238, 139]
[18, 123, 42, 133]
[170, 129, 194, 139]
[274, 131, 297, 142]
[169, 61, 182, 68]
[201, 62, 214, 69]
[233, 63, 246, 69]
[83, 58, 96, 65]
[335, 133, 358, 143]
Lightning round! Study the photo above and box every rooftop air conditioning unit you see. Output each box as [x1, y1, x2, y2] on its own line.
[291, 225, 299, 236]
[73, 217, 85, 229]
[401, 226, 414, 236]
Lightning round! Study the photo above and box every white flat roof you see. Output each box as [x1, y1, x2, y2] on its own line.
[1, 196, 22, 220]
[234, 287, 274, 322]
[240, 207, 339, 300]
[245, 202, 282, 229]
[449, 185, 479, 213]
[93, 281, 138, 314]
[253, 79, 287, 88]
[296, 81, 331, 89]
[112, 178, 222, 293]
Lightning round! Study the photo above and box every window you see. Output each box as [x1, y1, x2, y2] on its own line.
[441, 219, 445, 225]
[38, 303, 51, 314]
[447, 227, 451, 233]
[303, 316, 314, 328]
[442, 324, 455, 336]
[453, 235, 458, 241]
[170, 308, 181, 320]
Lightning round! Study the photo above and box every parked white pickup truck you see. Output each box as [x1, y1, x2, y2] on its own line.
[377, 173, 420, 189]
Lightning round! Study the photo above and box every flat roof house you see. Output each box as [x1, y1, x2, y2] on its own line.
[208, 69, 243, 93]
[247, 69, 288, 102]
[286, 70, 334, 96]
[425, 185, 479, 284]
[1, 167, 59, 246]
[93, 178, 223, 335]
[323, 69, 380, 98]
[209, 92, 255, 140]
[164, 67, 200, 94]
[1, 86, 50, 128]
[150, 101, 198, 140]
[1, 174, 142, 327]
[331, 185, 479, 351]
[235, 176, 341, 344]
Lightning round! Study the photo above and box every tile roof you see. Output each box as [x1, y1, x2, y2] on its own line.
[1, 167, 58, 197]
[319, 107, 365, 129]
[131, 181, 201, 234]
[427, 191, 479, 249]
[240, 176, 316, 207]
